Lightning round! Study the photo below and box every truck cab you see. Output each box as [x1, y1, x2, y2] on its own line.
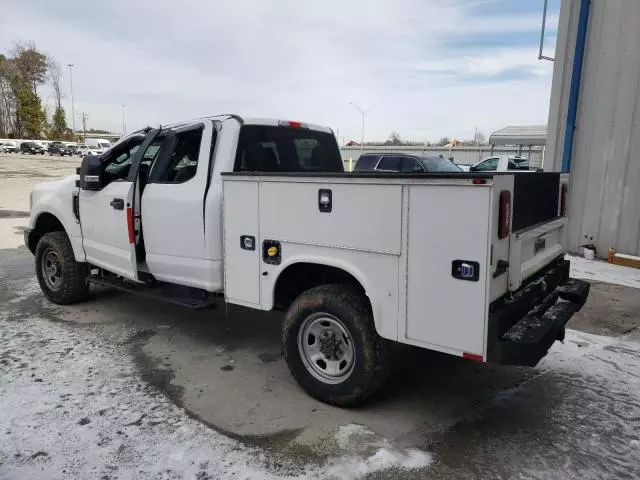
[25, 114, 589, 407]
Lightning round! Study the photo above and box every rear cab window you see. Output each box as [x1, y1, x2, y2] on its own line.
[508, 158, 530, 170]
[234, 125, 343, 173]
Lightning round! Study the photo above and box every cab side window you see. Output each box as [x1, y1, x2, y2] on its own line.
[148, 127, 205, 184]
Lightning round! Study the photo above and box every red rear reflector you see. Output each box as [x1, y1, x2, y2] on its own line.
[463, 352, 484, 362]
[498, 190, 511, 239]
[288, 121, 302, 128]
[560, 183, 568, 216]
[126, 207, 135, 244]
[472, 178, 486, 185]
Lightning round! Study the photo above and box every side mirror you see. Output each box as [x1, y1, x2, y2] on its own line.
[79, 155, 104, 191]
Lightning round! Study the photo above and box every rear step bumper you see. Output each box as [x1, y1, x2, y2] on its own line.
[487, 258, 590, 367]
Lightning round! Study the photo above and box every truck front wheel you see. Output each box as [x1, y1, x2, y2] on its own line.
[282, 284, 390, 407]
[35, 231, 89, 304]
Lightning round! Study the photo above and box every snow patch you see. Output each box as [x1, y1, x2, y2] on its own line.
[6, 278, 41, 304]
[538, 329, 617, 368]
[335, 423, 376, 449]
[316, 447, 432, 480]
[304, 424, 432, 479]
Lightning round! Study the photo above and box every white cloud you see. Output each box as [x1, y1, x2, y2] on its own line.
[0, 0, 559, 142]
[416, 47, 554, 77]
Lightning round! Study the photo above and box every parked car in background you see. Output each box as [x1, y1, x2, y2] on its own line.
[20, 141, 45, 155]
[354, 153, 462, 173]
[84, 138, 112, 154]
[47, 142, 74, 156]
[3, 141, 19, 153]
[76, 145, 103, 157]
[469, 155, 538, 172]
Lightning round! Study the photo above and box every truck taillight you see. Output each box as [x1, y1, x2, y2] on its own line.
[498, 190, 511, 239]
[560, 183, 568, 216]
[278, 120, 307, 129]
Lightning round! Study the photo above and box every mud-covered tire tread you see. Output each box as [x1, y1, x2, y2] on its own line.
[35, 231, 89, 305]
[282, 284, 391, 407]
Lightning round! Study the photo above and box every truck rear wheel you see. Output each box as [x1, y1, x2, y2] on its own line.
[282, 284, 390, 407]
[35, 231, 89, 305]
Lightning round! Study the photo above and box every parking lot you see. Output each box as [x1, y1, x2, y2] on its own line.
[1, 153, 640, 479]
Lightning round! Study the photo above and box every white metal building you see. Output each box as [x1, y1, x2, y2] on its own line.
[547, 0, 640, 256]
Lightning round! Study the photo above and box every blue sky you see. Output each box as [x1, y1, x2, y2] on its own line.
[1, 0, 561, 142]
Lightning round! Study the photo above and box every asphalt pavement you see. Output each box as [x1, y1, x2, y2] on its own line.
[1, 154, 639, 479]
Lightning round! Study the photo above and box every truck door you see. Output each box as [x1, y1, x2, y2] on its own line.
[79, 131, 159, 280]
[139, 121, 217, 289]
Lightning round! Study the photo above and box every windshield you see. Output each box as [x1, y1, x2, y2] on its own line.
[417, 156, 462, 173]
[98, 142, 111, 149]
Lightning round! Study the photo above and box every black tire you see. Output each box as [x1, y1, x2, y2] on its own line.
[283, 284, 391, 407]
[35, 231, 89, 304]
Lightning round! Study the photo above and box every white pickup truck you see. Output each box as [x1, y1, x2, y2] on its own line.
[25, 114, 589, 406]
[470, 155, 539, 172]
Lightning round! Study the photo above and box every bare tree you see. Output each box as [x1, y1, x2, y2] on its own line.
[475, 131, 487, 145]
[0, 54, 19, 136]
[47, 57, 63, 109]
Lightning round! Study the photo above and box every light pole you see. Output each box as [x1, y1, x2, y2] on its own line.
[67, 64, 75, 136]
[350, 102, 367, 155]
[121, 104, 126, 135]
[80, 112, 88, 143]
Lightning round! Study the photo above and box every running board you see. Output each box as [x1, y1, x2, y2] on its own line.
[88, 276, 217, 309]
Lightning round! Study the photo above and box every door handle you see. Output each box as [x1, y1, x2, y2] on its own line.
[110, 198, 125, 210]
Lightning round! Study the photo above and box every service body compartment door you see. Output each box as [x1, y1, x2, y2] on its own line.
[405, 184, 491, 356]
[223, 179, 261, 307]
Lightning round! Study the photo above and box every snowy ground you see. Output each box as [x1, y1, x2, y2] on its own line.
[1, 154, 640, 479]
[1, 275, 639, 479]
[0, 278, 432, 480]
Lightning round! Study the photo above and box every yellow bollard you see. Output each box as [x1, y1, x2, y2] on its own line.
[348, 157, 353, 172]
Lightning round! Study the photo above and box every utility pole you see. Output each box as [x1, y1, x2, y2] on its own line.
[67, 64, 75, 136]
[474, 125, 478, 145]
[81, 112, 88, 143]
[121, 104, 126, 135]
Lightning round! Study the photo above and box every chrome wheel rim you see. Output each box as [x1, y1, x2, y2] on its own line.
[297, 313, 356, 384]
[40, 247, 63, 291]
